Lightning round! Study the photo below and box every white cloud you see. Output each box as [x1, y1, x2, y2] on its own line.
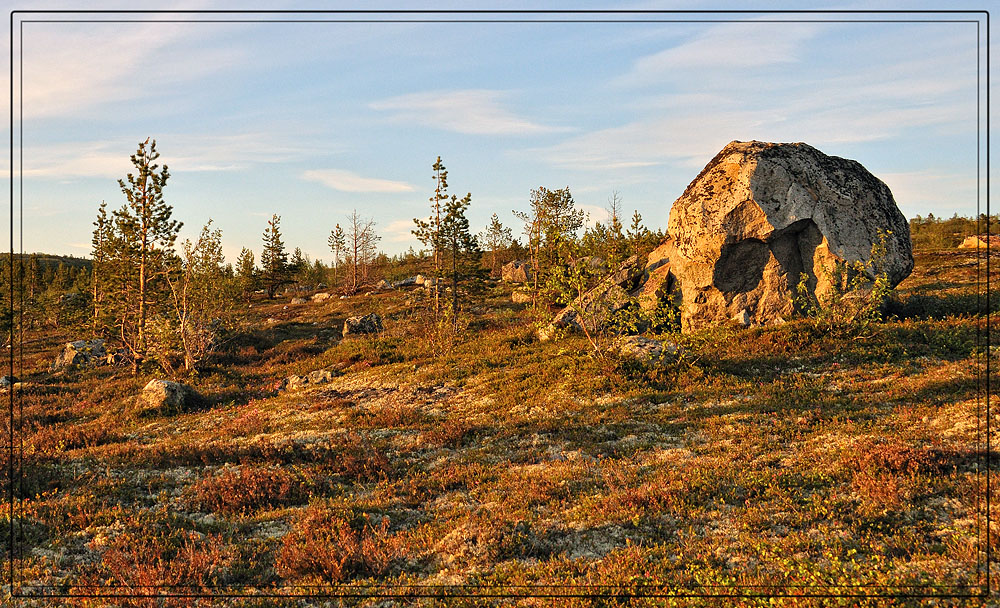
[9, 132, 315, 179]
[369, 89, 571, 136]
[302, 169, 415, 193]
[617, 22, 820, 86]
[20, 20, 247, 120]
[383, 219, 420, 244]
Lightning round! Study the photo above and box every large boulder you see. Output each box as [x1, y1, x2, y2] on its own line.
[51, 339, 106, 370]
[139, 379, 200, 414]
[343, 313, 384, 336]
[658, 140, 913, 331]
[501, 260, 532, 283]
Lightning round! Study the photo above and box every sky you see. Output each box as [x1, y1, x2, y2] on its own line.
[2, 1, 992, 264]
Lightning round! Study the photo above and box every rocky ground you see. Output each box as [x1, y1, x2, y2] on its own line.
[4, 247, 998, 606]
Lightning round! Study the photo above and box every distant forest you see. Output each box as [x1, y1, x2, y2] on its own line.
[0, 212, 989, 337]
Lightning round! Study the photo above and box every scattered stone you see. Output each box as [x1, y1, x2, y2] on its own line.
[375, 279, 392, 290]
[282, 369, 339, 391]
[311, 292, 331, 302]
[51, 339, 106, 370]
[393, 277, 417, 288]
[414, 274, 426, 286]
[501, 260, 532, 283]
[0, 375, 16, 389]
[138, 379, 200, 414]
[343, 313, 384, 336]
[613, 336, 682, 364]
[511, 288, 533, 304]
[731, 309, 751, 328]
[290, 297, 307, 305]
[423, 277, 439, 287]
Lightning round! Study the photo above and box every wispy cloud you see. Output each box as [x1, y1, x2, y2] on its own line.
[383, 219, 419, 244]
[20, 20, 247, 120]
[9, 132, 315, 179]
[302, 169, 416, 193]
[369, 89, 572, 136]
[616, 22, 820, 86]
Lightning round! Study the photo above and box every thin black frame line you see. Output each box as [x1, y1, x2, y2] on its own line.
[16, 14, 23, 596]
[6, 8, 993, 15]
[4, 7, 12, 601]
[8, 8, 991, 601]
[976, 17, 983, 590]
[16, 19, 986, 24]
[985, 7, 992, 595]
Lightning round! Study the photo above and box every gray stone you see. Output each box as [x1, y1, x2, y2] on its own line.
[613, 336, 682, 364]
[392, 277, 417, 288]
[311, 292, 332, 302]
[731, 309, 751, 328]
[511, 289, 533, 304]
[659, 140, 914, 331]
[139, 379, 199, 413]
[501, 260, 532, 283]
[51, 339, 106, 370]
[375, 279, 392, 290]
[343, 313, 384, 336]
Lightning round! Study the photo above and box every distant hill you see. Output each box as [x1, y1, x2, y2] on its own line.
[19, 253, 92, 271]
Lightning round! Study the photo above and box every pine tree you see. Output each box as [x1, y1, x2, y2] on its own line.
[260, 214, 290, 298]
[607, 191, 626, 266]
[413, 156, 451, 317]
[112, 138, 181, 374]
[235, 247, 257, 300]
[328, 224, 345, 286]
[628, 209, 648, 259]
[441, 190, 478, 332]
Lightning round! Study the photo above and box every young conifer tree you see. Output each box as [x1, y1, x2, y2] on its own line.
[413, 156, 450, 318]
[441, 189, 478, 332]
[235, 247, 256, 299]
[260, 214, 290, 298]
[112, 138, 181, 374]
[90, 200, 113, 337]
[328, 223, 345, 285]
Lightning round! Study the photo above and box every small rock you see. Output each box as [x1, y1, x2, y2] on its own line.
[375, 279, 392, 290]
[511, 289, 532, 304]
[343, 313, 384, 336]
[51, 339, 106, 370]
[732, 309, 751, 328]
[613, 336, 682, 365]
[0, 375, 16, 388]
[502, 260, 532, 283]
[139, 379, 200, 414]
[311, 292, 331, 302]
[290, 297, 307, 305]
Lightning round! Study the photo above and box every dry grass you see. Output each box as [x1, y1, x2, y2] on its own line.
[6, 249, 996, 605]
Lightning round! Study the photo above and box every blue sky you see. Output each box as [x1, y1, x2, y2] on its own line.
[4, 2, 992, 264]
